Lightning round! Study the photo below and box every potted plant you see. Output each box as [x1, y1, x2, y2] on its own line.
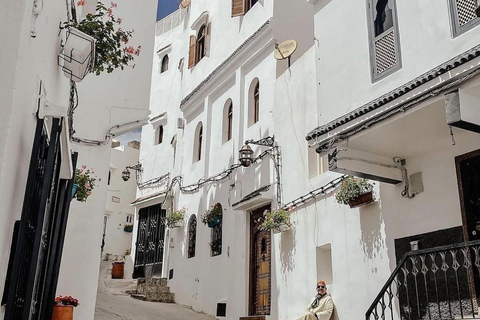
[123, 224, 133, 233]
[53, 295, 78, 320]
[335, 175, 374, 208]
[73, 165, 99, 202]
[166, 208, 186, 228]
[201, 205, 223, 228]
[258, 208, 292, 234]
[63, 1, 141, 76]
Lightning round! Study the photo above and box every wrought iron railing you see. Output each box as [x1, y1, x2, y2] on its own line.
[366, 240, 480, 320]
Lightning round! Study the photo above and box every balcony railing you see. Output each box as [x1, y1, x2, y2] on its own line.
[155, 9, 185, 36]
[366, 240, 480, 320]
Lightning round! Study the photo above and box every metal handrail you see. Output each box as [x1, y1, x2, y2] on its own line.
[366, 239, 480, 320]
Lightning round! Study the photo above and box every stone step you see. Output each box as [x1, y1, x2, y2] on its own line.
[146, 292, 175, 303]
[130, 293, 147, 301]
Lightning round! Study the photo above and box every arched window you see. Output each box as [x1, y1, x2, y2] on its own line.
[248, 78, 260, 126]
[223, 99, 233, 143]
[161, 54, 169, 73]
[211, 203, 222, 257]
[196, 25, 206, 63]
[193, 122, 203, 162]
[157, 125, 163, 145]
[188, 215, 197, 258]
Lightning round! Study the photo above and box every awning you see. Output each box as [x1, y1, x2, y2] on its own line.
[131, 190, 167, 206]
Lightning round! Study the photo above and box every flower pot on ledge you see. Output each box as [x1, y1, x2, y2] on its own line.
[169, 220, 184, 228]
[348, 191, 374, 208]
[273, 223, 291, 234]
[52, 305, 73, 320]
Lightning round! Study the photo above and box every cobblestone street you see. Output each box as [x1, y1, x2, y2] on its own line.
[94, 263, 215, 320]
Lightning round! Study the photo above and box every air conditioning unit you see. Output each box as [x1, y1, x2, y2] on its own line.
[177, 118, 184, 129]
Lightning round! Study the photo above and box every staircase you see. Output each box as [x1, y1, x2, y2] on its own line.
[366, 240, 480, 320]
[128, 277, 175, 303]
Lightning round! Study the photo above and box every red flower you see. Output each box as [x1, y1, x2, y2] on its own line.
[77, 0, 85, 6]
[126, 46, 135, 54]
[117, 17, 122, 24]
[110, 1, 117, 7]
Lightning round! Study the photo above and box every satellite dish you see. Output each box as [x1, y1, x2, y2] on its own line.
[274, 40, 297, 60]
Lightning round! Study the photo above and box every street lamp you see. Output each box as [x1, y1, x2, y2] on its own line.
[238, 136, 275, 168]
[122, 163, 143, 181]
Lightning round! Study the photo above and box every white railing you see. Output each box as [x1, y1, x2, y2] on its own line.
[155, 9, 185, 36]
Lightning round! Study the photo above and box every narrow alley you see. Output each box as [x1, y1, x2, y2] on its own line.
[95, 262, 216, 320]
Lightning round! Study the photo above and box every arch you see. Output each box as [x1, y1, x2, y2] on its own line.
[223, 99, 233, 143]
[188, 215, 197, 258]
[211, 203, 223, 256]
[193, 122, 203, 162]
[161, 54, 169, 73]
[196, 25, 206, 62]
[248, 78, 260, 126]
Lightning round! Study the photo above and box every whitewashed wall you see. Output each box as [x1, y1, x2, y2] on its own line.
[0, 0, 71, 318]
[103, 143, 140, 260]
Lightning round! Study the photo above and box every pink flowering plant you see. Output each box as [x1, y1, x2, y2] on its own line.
[258, 208, 293, 231]
[73, 165, 99, 202]
[64, 1, 141, 75]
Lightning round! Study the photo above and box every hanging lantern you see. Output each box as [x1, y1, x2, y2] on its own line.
[122, 168, 131, 181]
[239, 144, 254, 167]
[58, 27, 95, 82]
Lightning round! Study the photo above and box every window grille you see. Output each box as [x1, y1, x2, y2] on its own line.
[211, 204, 222, 257]
[367, 0, 401, 81]
[188, 215, 197, 258]
[449, 0, 480, 37]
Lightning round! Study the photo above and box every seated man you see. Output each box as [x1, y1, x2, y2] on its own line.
[295, 280, 334, 320]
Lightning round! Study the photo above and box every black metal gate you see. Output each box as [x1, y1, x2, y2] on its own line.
[133, 204, 166, 278]
[1, 117, 77, 320]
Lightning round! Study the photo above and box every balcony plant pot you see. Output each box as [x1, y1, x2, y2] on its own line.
[71, 184, 78, 201]
[207, 217, 222, 228]
[52, 305, 73, 320]
[348, 191, 374, 208]
[273, 223, 291, 234]
[170, 220, 184, 228]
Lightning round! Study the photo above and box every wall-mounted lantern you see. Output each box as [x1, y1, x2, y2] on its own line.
[58, 28, 95, 82]
[122, 163, 143, 182]
[238, 136, 275, 168]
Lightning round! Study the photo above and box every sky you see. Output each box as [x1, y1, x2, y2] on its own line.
[115, 127, 142, 146]
[157, 0, 179, 21]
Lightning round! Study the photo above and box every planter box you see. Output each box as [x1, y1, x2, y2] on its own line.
[273, 223, 291, 234]
[348, 191, 374, 208]
[52, 305, 73, 320]
[169, 220, 184, 228]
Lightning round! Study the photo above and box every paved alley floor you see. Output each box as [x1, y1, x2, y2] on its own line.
[94, 262, 216, 320]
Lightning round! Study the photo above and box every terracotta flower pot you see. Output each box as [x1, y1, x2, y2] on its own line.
[112, 261, 125, 279]
[348, 191, 374, 208]
[52, 305, 73, 320]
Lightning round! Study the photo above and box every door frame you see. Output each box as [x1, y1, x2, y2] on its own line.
[248, 204, 271, 316]
[455, 148, 480, 242]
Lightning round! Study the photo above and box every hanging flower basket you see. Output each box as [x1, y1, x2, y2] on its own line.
[258, 208, 292, 233]
[166, 208, 186, 228]
[335, 176, 374, 209]
[201, 205, 223, 228]
[71, 183, 78, 201]
[123, 224, 133, 233]
[73, 165, 99, 202]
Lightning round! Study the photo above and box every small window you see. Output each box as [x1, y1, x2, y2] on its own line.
[211, 203, 222, 257]
[157, 125, 164, 145]
[108, 170, 111, 185]
[126, 214, 134, 224]
[161, 55, 169, 73]
[188, 215, 197, 258]
[367, 0, 401, 82]
[449, 0, 480, 37]
[223, 100, 233, 143]
[196, 25, 206, 63]
[248, 78, 260, 126]
[232, 0, 258, 17]
[193, 123, 203, 163]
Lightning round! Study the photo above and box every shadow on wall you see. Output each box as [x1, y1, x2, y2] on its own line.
[279, 226, 296, 280]
[359, 200, 385, 271]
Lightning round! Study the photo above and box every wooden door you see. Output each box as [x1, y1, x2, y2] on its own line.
[249, 205, 271, 316]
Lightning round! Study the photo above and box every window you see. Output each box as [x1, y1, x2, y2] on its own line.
[211, 203, 222, 257]
[157, 125, 164, 145]
[197, 25, 206, 62]
[108, 170, 111, 185]
[126, 214, 134, 224]
[449, 0, 480, 37]
[188, 22, 209, 68]
[161, 55, 169, 73]
[367, 0, 401, 82]
[223, 99, 233, 143]
[248, 78, 260, 126]
[232, 0, 259, 17]
[193, 122, 203, 162]
[188, 215, 197, 258]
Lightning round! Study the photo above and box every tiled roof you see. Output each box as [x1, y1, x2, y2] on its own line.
[131, 190, 166, 205]
[305, 44, 480, 142]
[232, 185, 271, 207]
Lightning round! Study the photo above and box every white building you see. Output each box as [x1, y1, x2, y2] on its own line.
[102, 141, 140, 262]
[134, 1, 480, 320]
[0, 0, 155, 319]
